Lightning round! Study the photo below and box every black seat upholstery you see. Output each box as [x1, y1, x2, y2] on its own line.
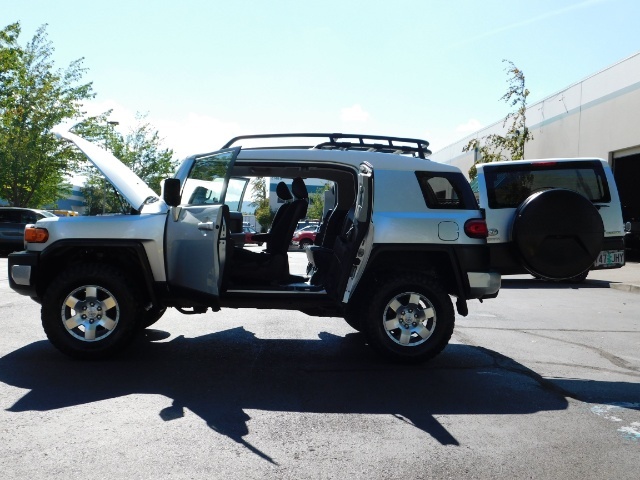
[250, 181, 293, 245]
[315, 208, 348, 248]
[306, 206, 355, 290]
[229, 177, 308, 284]
[266, 177, 308, 255]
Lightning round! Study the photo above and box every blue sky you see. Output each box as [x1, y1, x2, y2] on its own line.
[3, 0, 639, 157]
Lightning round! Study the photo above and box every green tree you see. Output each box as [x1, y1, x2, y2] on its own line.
[0, 22, 94, 207]
[463, 60, 533, 180]
[250, 177, 274, 232]
[75, 112, 177, 215]
[306, 182, 332, 220]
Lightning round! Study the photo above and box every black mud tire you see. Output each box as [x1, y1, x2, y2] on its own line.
[343, 310, 362, 332]
[141, 306, 167, 329]
[363, 273, 454, 363]
[513, 189, 603, 280]
[41, 263, 141, 359]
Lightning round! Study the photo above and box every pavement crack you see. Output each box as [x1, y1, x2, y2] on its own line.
[522, 331, 640, 373]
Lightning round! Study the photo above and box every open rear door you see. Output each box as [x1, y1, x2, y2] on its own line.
[165, 148, 240, 304]
[341, 162, 374, 302]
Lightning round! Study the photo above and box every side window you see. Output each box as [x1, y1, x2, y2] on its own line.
[415, 172, 477, 210]
[181, 150, 237, 206]
[21, 211, 37, 223]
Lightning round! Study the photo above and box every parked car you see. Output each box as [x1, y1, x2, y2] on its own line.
[0, 207, 56, 254]
[292, 225, 319, 248]
[474, 158, 625, 282]
[9, 130, 500, 363]
[296, 220, 319, 231]
[243, 225, 263, 246]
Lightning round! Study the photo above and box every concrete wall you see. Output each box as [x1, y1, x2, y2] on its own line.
[431, 52, 640, 177]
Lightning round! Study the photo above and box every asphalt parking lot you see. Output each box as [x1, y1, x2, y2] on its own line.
[1, 250, 639, 479]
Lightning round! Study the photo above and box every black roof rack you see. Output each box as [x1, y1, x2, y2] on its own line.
[222, 133, 431, 159]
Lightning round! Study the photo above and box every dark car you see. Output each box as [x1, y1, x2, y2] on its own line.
[0, 207, 56, 254]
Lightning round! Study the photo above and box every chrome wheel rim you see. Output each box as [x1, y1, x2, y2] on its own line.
[382, 291, 436, 347]
[60, 285, 120, 342]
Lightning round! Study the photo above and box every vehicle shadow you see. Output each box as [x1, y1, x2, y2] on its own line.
[500, 277, 614, 290]
[1, 329, 638, 462]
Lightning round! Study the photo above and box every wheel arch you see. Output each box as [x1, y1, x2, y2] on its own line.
[36, 240, 158, 308]
[356, 245, 465, 298]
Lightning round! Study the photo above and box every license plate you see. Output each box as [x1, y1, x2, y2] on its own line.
[594, 250, 625, 268]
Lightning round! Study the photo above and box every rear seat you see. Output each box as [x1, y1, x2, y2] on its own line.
[306, 207, 355, 289]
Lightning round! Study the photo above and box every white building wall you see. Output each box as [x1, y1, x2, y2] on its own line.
[431, 52, 640, 176]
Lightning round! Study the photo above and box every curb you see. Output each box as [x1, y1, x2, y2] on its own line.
[609, 282, 640, 294]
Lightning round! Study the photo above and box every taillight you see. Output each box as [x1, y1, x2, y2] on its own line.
[24, 226, 49, 243]
[464, 219, 488, 239]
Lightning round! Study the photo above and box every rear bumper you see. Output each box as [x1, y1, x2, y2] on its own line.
[591, 236, 625, 270]
[489, 236, 626, 274]
[8, 250, 39, 298]
[467, 271, 501, 299]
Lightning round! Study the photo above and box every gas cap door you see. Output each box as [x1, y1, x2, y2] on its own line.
[438, 221, 459, 241]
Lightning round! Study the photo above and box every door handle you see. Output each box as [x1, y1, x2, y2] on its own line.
[197, 221, 215, 231]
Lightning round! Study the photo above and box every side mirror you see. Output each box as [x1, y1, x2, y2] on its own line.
[163, 178, 181, 207]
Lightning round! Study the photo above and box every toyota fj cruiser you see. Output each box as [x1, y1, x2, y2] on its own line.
[8, 131, 500, 362]
[474, 158, 625, 282]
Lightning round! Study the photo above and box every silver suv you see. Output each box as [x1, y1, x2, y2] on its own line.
[474, 158, 625, 282]
[8, 131, 500, 362]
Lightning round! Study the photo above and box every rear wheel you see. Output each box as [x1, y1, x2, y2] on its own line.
[41, 263, 141, 359]
[363, 273, 454, 363]
[343, 311, 362, 332]
[299, 238, 313, 249]
[141, 306, 167, 328]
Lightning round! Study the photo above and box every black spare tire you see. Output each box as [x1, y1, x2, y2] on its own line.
[513, 188, 603, 280]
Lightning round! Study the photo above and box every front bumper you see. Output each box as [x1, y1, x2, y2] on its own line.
[8, 251, 40, 298]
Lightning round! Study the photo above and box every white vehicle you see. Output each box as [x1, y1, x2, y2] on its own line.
[8, 131, 500, 362]
[474, 158, 625, 282]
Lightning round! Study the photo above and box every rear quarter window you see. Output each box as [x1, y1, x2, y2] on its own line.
[415, 172, 478, 210]
[484, 161, 611, 209]
[0, 210, 20, 223]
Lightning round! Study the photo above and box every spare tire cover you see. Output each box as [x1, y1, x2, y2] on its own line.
[513, 188, 604, 280]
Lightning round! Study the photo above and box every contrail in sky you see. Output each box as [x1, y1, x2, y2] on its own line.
[449, 0, 612, 50]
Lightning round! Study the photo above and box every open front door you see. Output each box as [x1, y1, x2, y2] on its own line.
[165, 148, 240, 303]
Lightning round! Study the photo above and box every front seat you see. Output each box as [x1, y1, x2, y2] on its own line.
[265, 177, 308, 255]
[230, 177, 309, 283]
[250, 181, 293, 245]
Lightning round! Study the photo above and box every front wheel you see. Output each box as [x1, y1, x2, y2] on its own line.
[363, 273, 455, 363]
[41, 263, 142, 359]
